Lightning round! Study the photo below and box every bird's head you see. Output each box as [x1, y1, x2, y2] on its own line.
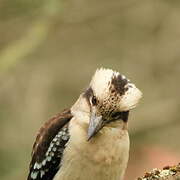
[82, 68, 142, 140]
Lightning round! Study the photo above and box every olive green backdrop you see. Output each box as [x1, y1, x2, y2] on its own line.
[0, 0, 180, 180]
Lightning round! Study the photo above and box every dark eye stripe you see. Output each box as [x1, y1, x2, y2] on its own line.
[84, 87, 93, 100]
[111, 111, 129, 122]
[83, 87, 94, 106]
[111, 112, 122, 119]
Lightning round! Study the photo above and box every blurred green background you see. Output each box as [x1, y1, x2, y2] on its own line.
[0, 0, 180, 180]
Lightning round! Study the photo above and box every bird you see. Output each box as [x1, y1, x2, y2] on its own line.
[27, 68, 142, 180]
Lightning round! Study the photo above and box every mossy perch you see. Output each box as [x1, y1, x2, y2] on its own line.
[137, 163, 180, 180]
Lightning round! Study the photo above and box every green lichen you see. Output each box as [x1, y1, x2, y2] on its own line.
[137, 163, 180, 180]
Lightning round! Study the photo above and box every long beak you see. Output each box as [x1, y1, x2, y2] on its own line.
[87, 108, 104, 141]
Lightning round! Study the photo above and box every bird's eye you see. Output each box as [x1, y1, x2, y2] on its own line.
[111, 112, 122, 119]
[91, 96, 97, 106]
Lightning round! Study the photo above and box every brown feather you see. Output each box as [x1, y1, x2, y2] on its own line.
[28, 109, 73, 180]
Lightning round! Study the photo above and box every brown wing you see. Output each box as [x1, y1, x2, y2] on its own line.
[27, 109, 73, 180]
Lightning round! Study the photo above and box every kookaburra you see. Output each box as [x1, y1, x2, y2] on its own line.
[27, 68, 142, 180]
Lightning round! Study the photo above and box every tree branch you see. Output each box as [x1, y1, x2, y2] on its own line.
[137, 164, 180, 180]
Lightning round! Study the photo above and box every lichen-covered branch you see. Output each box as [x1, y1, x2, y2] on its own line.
[137, 164, 180, 180]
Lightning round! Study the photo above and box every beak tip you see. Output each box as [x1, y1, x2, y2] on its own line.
[87, 132, 93, 141]
[87, 113, 103, 141]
